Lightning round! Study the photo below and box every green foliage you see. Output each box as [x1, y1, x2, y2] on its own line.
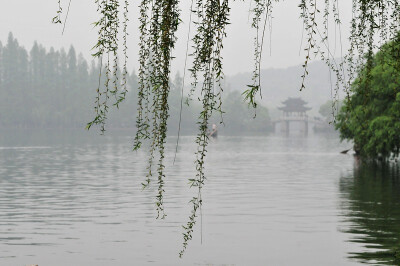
[131, 0, 182, 220]
[52, 0, 62, 24]
[336, 35, 400, 159]
[243, 0, 274, 109]
[180, 0, 231, 256]
[87, 0, 129, 133]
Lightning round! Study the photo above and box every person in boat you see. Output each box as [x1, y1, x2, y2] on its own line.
[209, 123, 218, 138]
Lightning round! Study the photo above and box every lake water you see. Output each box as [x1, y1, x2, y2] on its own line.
[0, 130, 399, 265]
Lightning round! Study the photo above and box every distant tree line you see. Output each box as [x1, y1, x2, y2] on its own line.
[0, 33, 271, 135]
[0, 32, 133, 129]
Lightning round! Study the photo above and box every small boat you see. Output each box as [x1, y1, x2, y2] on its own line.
[209, 124, 218, 138]
[209, 129, 218, 138]
[340, 148, 351, 154]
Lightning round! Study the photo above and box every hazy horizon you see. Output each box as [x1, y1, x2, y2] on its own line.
[0, 0, 353, 76]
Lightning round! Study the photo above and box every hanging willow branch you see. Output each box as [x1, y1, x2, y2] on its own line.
[243, 0, 275, 109]
[53, 0, 400, 257]
[52, 0, 63, 24]
[180, 0, 230, 257]
[132, 0, 181, 219]
[299, 0, 318, 91]
[86, 0, 121, 133]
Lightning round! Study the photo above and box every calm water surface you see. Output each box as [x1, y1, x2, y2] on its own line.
[0, 130, 399, 265]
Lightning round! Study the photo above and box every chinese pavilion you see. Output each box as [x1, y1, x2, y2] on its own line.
[278, 97, 311, 117]
[276, 97, 311, 136]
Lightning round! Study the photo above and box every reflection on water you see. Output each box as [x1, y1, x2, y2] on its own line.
[339, 161, 400, 265]
[1, 129, 399, 265]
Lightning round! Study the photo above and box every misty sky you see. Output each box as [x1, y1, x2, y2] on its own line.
[0, 0, 353, 76]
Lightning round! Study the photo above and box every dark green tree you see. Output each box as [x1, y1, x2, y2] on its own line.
[336, 35, 400, 159]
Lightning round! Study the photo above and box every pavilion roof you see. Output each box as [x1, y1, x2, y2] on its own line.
[278, 97, 312, 112]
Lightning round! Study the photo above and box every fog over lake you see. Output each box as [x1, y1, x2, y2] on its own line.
[1, 130, 399, 265]
[1, 1, 399, 265]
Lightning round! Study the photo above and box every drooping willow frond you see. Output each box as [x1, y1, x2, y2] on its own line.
[133, 0, 181, 219]
[180, 0, 230, 257]
[243, 0, 276, 110]
[52, 0, 63, 24]
[52, 0, 400, 257]
[83, 0, 128, 134]
[86, 0, 121, 133]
